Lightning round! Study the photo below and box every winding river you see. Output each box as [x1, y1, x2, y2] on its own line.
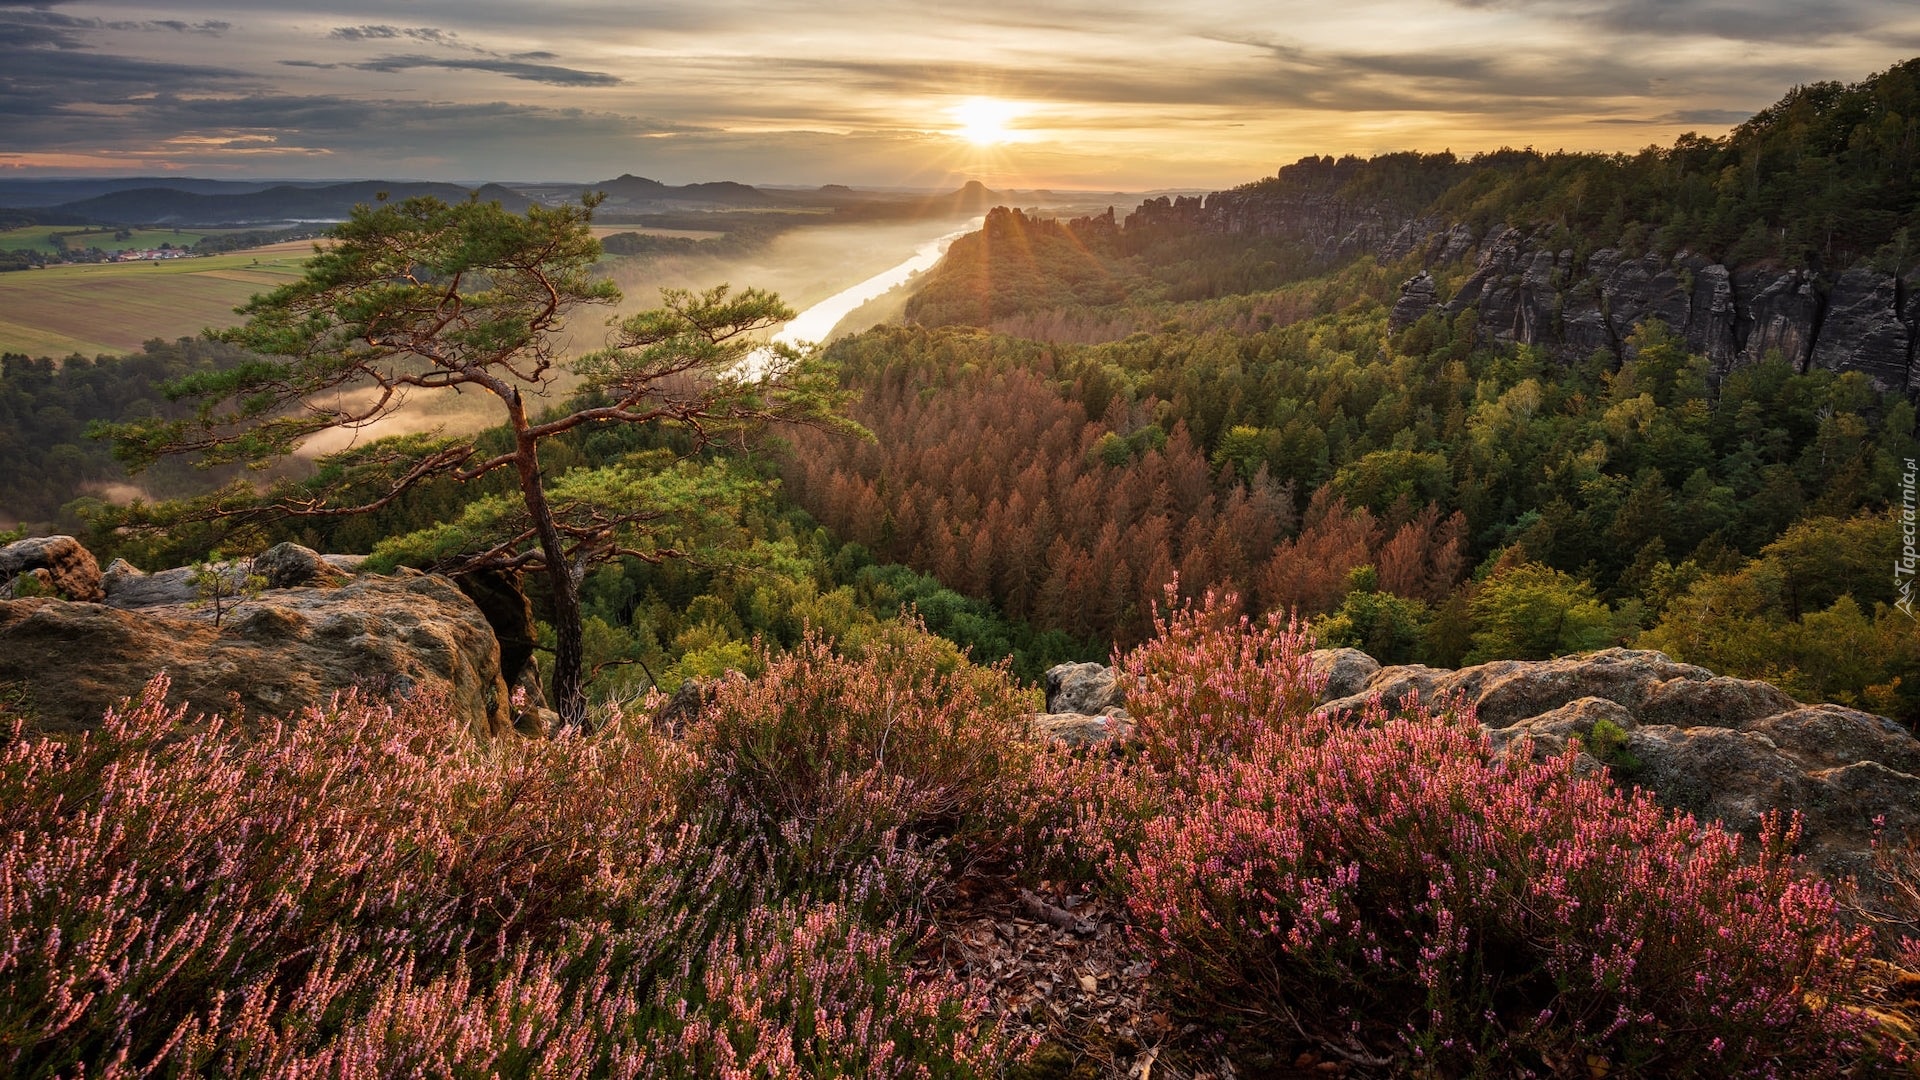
[737, 216, 981, 379]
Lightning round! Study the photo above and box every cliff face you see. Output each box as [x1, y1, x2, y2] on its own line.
[1134, 189, 1920, 392]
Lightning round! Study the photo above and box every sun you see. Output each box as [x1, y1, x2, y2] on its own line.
[949, 97, 1023, 146]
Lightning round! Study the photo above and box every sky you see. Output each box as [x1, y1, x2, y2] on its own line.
[3, 0, 1918, 190]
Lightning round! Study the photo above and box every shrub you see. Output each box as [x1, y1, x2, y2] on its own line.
[684, 620, 1039, 901]
[1120, 585, 1324, 770]
[1103, 592, 1878, 1076]
[0, 673, 1020, 1077]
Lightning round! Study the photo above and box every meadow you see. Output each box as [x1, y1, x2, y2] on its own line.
[0, 224, 248, 255]
[0, 241, 316, 358]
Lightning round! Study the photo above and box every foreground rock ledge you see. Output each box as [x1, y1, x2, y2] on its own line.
[0, 546, 511, 740]
[1038, 647, 1920, 881]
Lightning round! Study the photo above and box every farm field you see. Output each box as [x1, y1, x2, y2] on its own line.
[0, 224, 252, 254]
[0, 242, 316, 358]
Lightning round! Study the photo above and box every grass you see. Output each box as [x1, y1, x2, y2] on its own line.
[0, 242, 314, 358]
[0, 224, 252, 255]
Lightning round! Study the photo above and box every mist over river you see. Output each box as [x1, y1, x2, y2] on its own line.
[771, 217, 981, 348]
[736, 216, 981, 379]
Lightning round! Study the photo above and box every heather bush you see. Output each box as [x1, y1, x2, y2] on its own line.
[1091, 592, 1881, 1076]
[1120, 585, 1323, 770]
[684, 620, 1039, 901]
[0, 672, 1020, 1077]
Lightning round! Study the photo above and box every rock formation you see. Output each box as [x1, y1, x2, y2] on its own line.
[0, 540, 512, 740]
[1133, 185, 1920, 392]
[0, 535, 104, 602]
[1037, 648, 1920, 881]
[1029, 661, 1136, 748]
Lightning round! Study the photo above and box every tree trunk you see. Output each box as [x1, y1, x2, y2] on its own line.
[510, 393, 589, 730]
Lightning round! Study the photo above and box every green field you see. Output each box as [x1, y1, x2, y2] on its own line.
[0, 242, 316, 358]
[0, 225, 251, 255]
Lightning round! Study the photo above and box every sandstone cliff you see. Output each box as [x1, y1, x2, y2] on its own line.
[1129, 189, 1919, 392]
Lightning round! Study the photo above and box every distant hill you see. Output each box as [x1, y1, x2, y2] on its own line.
[918, 180, 1002, 216]
[7, 172, 1038, 230]
[0, 177, 339, 209]
[34, 181, 533, 227]
[585, 174, 792, 213]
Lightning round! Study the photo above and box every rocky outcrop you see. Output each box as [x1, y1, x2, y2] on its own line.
[1030, 648, 1920, 880]
[1809, 267, 1913, 388]
[1, 536, 104, 602]
[0, 541, 512, 740]
[1390, 271, 1438, 329]
[1044, 661, 1129, 717]
[1157, 183, 1919, 391]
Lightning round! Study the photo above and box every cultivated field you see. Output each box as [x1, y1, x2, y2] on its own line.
[0, 225, 250, 254]
[0, 242, 316, 358]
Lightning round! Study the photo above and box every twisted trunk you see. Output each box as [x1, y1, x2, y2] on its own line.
[508, 390, 588, 729]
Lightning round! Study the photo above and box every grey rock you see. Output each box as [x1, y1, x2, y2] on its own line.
[1808, 266, 1911, 391]
[1435, 223, 1477, 264]
[1738, 269, 1822, 370]
[1034, 647, 1920, 882]
[103, 564, 200, 609]
[1637, 674, 1799, 729]
[1747, 705, 1920, 775]
[1686, 262, 1740, 369]
[251, 542, 349, 590]
[1389, 270, 1438, 329]
[1307, 647, 1380, 701]
[1044, 661, 1128, 716]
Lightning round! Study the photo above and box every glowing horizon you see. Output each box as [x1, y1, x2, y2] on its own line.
[2, 1, 1917, 190]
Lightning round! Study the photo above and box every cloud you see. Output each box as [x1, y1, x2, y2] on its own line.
[1435, 0, 1905, 44]
[330, 25, 462, 47]
[345, 53, 622, 87]
[1, 82, 694, 174]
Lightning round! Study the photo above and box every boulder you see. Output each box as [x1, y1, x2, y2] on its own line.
[651, 677, 715, 736]
[0, 572, 512, 740]
[1044, 661, 1128, 716]
[251, 542, 350, 590]
[0, 535, 103, 603]
[1307, 647, 1379, 701]
[1031, 712, 1135, 750]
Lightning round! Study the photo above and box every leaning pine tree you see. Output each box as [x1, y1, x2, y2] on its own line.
[102, 193, 852, 728]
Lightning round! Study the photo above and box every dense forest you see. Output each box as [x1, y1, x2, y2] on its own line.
[0, 340, 256, 526]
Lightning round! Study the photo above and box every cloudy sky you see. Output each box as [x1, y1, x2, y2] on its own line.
[3, 0, 1917, 189]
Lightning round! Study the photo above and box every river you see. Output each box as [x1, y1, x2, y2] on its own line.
[737, 216, 981, 379]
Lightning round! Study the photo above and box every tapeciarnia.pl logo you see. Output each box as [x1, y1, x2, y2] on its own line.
[1900, 457, 1918, 620]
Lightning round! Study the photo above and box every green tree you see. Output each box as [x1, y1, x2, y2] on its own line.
[1313, 565, 1432, 664]
[102, 194, 849, 729]
[1466, 563, 1617, 663]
